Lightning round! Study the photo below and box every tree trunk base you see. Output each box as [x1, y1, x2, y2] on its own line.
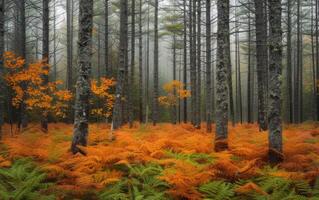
[268, 148, 284, 164]
[214, 138, 228, 152]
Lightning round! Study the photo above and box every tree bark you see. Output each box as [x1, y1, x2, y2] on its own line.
[316, 0, 319, 121]
[247, 6, 252, 123]
[17, 0, 28, 129]
[235, 2, 242, 123]
[41, 0, 50, 133]
[226, 12, 234, 127]
[145, 1, 150, 124]
[71, 0, 94, 154]
[189, 0, 194, 125]
[190, 0, 197, 126]
[67, 0, 74, 91]
[53, 1, 57, 81]
[215, 0, 230, 152]
[138, 0, 143, 123]
[296, 0, 303, 123]
[286, 0, 293, 123]
[196, 0, 201, 128]
[112, 0, 128, 131]
[183, 0, 188, 123]
[206, 0, 212, 133]
[0, 0, 4, 140]
[254, 0, 268, 131]
[153, 0, 159, 126]
[105, 0, 109, 77]
[172, 33, 177, 124]
[311, 0, 316, 121]
[268, 0, 283, 164]
[129, 0, 136, 128]
[97, 24, 101, 80]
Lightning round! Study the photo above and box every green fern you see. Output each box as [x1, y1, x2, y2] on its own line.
[99, 163, 170, 200]
[99, 181, 129, 200]
[199, 181, 235, 200]
[235, 173, 319, 200]
[0, 158, 55, 200]
[165, 150, 215, 166]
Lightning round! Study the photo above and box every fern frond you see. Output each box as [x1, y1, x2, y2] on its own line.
[199, 181, 235, 200]
[0, 159, 55, 200]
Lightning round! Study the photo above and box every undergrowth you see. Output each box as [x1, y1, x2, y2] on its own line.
[1, 123, 319, 199]
[0, 158, 55, 200]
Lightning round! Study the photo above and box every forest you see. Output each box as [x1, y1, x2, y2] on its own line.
[0, 0, 319, 199]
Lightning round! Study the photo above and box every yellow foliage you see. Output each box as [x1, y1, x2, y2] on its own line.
[90, 78, 116, 118]
[3, 52, 72, 118]
[159, 80, 191, 107]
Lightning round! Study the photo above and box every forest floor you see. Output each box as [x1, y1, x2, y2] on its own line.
[1, 122, 319, 200]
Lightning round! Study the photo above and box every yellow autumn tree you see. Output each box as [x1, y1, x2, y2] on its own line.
[158, 80, 191, 107]
[90, 78, 116, 120]
[3, 51, 72, 119]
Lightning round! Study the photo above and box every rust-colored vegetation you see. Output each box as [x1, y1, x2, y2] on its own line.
[1, 122, 319, 199]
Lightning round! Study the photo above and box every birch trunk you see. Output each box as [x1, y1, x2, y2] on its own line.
[268, 0, 283, 163]
[71, 0, 94, 154]
[215, 0, 229, 152]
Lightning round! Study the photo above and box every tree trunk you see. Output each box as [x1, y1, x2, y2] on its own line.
[183, 0, 188, 123]
[287, 0, 293, 123]
[296, 0, 303, 123]
[129, 0, 136, 128]
[190, 0, 197, 126]
[263, 1, 269, 117]
[138, 0, 143, 123]
[145, 1, 150, 124]
[215, 0, 229, 152]
[105, 0, 109, 77]
[189, 0, 194, 125]
[17, 0, 28, 129]
[67, 0, 73, 91]
[53, 1, 57, 81]
[268, 0, 283, 164]
[235, 2, 242, 123]
[172, 33, 177, 124]
[254, 0, 268, 131]
[41, 0, 50, 133]
[196, 0, 201, 128]
[71, 0, 94, 154]
[212, 32, 216, 122]
[226, 13, 234, 127]
[311, 0, 316, 121]
[316, 0, 319, 121]
[247, 6, 252, 123]
[0, 0, 4, 140]
[122, 2, 130, 126]
[206, 0, 212, 133]
[153, 0, 159, 126]
[98, 24, 101, 80]
[112, 0, 128, 131]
